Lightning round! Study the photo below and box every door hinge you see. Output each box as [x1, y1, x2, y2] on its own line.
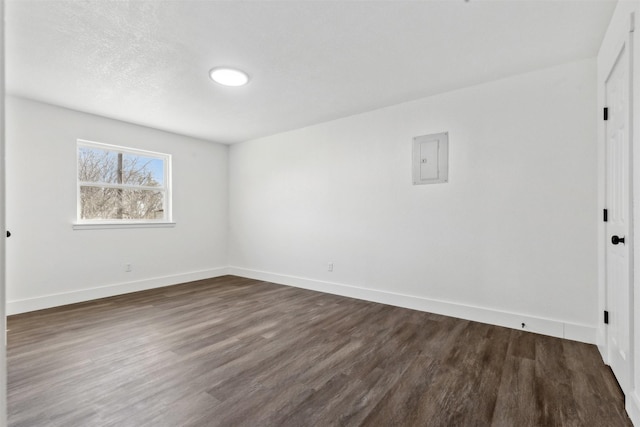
[604, 310, 609, 325]
[604, 107, 609, 121]
[604, 209, 608, 222]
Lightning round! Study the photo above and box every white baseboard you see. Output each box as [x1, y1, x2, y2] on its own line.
[628, 390, 640, 426]
[7, 267, 230, 315]
[228, 266, 596, 344]
[597, 324, 608, 360]
[8, 266, 597, 345]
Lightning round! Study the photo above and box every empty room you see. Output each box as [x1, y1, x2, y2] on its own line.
[2, 0, 640, 425]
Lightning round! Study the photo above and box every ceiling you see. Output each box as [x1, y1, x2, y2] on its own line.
[6, 0, 616, 145]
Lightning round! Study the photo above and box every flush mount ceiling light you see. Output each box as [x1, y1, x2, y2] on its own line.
[209, 67, 250, 87]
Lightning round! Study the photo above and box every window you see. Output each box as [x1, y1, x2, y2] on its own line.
[76, 140, 172, 226]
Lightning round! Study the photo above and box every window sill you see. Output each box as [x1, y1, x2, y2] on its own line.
[72, 222, 176, 230]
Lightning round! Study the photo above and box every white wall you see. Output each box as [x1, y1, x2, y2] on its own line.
[229, 58, 598, 343]
[6, 96, 228, 314]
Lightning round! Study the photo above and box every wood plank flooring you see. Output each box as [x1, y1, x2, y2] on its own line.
[7, 275, 632, 426]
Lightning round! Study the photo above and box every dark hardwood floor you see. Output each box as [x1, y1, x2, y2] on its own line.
[7, 275, 631, 426]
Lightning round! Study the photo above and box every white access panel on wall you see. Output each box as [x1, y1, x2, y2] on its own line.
[412, 132, 448, 185]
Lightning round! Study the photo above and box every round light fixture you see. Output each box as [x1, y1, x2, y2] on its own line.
[209, 67, 250, 87]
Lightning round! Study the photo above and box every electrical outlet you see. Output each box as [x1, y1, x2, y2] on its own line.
[125, 264, 132, 272]
[328, 262, 333, 272]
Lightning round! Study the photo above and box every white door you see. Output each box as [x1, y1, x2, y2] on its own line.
[0, 1, 7, 423]
[605, 30, 633, 395]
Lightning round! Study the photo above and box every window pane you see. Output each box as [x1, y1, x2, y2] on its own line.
[78, 147, 119, 184]
[122, 154, 164, 187]
[80, 186, 165, 220]
[79, 147, 164, 187]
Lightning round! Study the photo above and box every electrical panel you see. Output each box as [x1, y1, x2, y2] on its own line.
[412, 132, 449, 185]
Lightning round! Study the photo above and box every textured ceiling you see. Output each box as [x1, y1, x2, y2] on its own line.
[6, 0, 616, 144]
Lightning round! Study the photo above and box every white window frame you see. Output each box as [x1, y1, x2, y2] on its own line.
[73, 139, 174, 230]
